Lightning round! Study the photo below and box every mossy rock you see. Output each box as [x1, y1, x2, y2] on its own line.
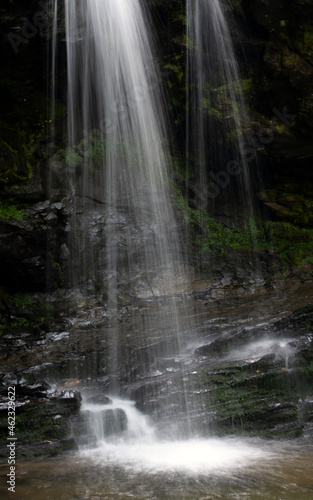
[194, 365, 313, 437]
[0, 132, 29, 186]
[260, 188, 313, 226]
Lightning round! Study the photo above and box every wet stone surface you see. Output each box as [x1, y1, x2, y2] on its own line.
[0, 384, 81, 461]
[0, 282, 313, 460]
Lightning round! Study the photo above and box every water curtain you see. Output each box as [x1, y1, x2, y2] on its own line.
[187, 0, 253, 213]
[52, 0, 194, 438]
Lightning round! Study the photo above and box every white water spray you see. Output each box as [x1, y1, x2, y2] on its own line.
[80, 397, 270, 474]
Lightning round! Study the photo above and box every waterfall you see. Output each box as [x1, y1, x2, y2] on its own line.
[51, 0, 260, 447]
[187, 0, 254, 217]
[50, 0, 196, 438]
[63, 1, 190, 315]
[79, 398, 155, 446]
[64, 0, 185, 295]
[78, 396, 269, 474]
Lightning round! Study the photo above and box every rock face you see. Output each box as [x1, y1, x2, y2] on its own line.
[238, 0, 313, 222]
[124, 305, 313, 439]
[0, 0, 312, 462]
[0, 0, 51, 197]
[0, 0, 312, 296]
[86, 394, 113, 405]
[236, 0, 313, 136]
[0, 0, 69, 292]
[0, 288, 312, 459]
[0, 383, 81, 462]
[0, 199, 70, 291]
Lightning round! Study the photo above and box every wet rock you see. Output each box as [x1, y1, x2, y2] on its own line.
[44, 212, 58, 222]
[60, 243, 70, 260]
[0, 387, 82, 462]
[74, 407, 127, 445]
[15, 382, 52, 398]
[98, 408, 128, 436]
[52, 390, 82, 412]
[0, 373, 18, 388]
[301, 397, 313, 422]
[63, 378, 80, 388]
[0, 196, 70, 291]
[86, 394, 113, 405]
[250, 353, 281, 371]
[195, 305, 313, 362]
[271, 305, 313, 335]
[51, 202, 64, 211]
[194, 327, 245, 358]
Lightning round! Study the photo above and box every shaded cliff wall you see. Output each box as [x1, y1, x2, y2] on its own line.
[0, 0, 313, 297]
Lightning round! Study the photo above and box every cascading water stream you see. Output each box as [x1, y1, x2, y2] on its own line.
[64, 0, 191, 306]
[50, 0, 271, 453]
[78, 396, 271, 474]
[43, 0, 295, 485]
[64, 0, 184, 292]
[187, 0, 255, 218]
[2, 4, 311, 497]
[50, 0, 262, 450]
[51, 0, 196, 440]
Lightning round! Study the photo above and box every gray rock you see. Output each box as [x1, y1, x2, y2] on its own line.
[86, 394, 113, 405]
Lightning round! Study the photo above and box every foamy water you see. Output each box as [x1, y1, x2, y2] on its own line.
[81, 438, 270, 474]
[80, 398, 271, 474]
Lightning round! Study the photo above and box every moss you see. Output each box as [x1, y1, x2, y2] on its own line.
[187, 363, 313, 437]
[14, 403, 69, 444]
[11, 293, 33, 309]
[173, 188, 313, 268]
[0, 199, 26, 221]
[211, 78, 252, 97]
[56, 131, 107, 169]
[0, 292, 53, 335]
[303, 29, 313, 52]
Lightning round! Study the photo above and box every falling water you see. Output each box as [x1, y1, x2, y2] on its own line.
[41, 3, 312, 491]
[187, 0, 254, 216]
[77, 396, 271, 475]
[51, 0, 196, 438]
[50, 0, 259, 449]
[64, 0, 185, 295]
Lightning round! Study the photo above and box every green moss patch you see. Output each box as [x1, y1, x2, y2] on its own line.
[174, 189, 313, 269]
[187, 362, 313, 437]
[0, 199, 26, 221]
